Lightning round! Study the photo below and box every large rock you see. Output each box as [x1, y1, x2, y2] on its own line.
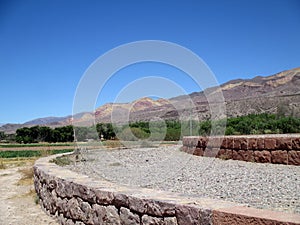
[120, 207, 140, 225]
[92, 204, 121, 225]
[175, 204, 200, 225]
[164, 217, 178, 225]
[141, 215, 164, 225]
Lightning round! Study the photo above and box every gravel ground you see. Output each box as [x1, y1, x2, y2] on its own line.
[66, 145, 300, 214]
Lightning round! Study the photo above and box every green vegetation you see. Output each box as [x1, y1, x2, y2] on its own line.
[199, 113, 300, 136]
[4, 113, 300, 144]
[15, 125, 74, 143]
[0, 149, 73, 158]
[0, 143, 74, 148]
[50, 155, 73, 166]
[0, 131, 5, 140]
[96, 123, 116, 140]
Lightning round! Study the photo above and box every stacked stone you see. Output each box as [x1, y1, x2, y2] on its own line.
[34, 155, 212, 225]
[34, 153, 300, 225]
[182, 134, 300, 165]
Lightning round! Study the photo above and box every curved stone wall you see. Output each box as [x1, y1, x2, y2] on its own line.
[34, 153, 300, 225]
[182, 134, 300, 165]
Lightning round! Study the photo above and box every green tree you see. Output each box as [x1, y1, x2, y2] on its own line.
[0, 131, 6, 140]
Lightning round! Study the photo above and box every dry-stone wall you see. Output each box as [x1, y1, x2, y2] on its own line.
[182, 134, 300, 165]
[34, 153, 300, 225]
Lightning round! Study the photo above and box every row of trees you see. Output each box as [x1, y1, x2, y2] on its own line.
[199, 113, 300, 136]
[16, 125, 74, 143]
[8, 113, 300, 143]
[74, 121, 183, 142]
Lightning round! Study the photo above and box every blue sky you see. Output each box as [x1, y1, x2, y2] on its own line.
[1, 0, 300, 124]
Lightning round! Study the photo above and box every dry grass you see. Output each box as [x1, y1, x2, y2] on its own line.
[0, 157, 37, 168]
[0, 159, 6, 169]
[103, 140, 124, 148]
[17, 166, 34, 186]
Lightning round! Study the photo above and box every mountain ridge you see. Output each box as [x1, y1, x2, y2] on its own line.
[1, 67, 300, 133]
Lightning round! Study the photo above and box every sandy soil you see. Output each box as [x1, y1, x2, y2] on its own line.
[0, 164, 58, 225]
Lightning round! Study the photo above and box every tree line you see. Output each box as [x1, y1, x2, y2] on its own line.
[199, 113, 300, 136]
[15, 125, 74, 143]
[4, 113, 300, 144]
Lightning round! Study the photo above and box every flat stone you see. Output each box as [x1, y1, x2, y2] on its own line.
[95, 189, 114, 205]
[264, 138, 276, 150]
[253, 150, 271, 163]
[220, 138, 227, 149]
[276, 138, 292, 150]
[216, 149, 232, 160]
[207, 137, 222, 148]
[233, 150, 254, 162]
[292, 138, 300, 150]
[227, 137, 234, 149]
[257, 138, 264, 149]
[73, 184, 96, 204]
[288, 150, 300, 166]
[113, 193, 129, 208]
[233, 138, 244, 150]
[248, 138, 257, 150]
[271, 150, 288, 164]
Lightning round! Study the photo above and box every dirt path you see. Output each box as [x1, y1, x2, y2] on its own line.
[0, 165, 58, 225]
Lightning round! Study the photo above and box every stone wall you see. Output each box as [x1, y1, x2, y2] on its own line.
[34, 153, 300, 225]
[182, 134, 300, 165]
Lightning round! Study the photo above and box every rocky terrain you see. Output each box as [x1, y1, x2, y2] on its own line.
[66, 146, 300, 215]
[2, 67, 300, 133]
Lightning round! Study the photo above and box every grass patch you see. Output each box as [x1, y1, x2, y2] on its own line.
[0, 159, 6, 169]
[101, 140, 124, 148]
[0, 143, 74, 148]
[0, 149, 73, 158]
[50, 155, 73, 166]
[17, 167, 34, 186]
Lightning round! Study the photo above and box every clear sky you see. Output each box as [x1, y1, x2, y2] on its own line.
[1, 0, 300, 124]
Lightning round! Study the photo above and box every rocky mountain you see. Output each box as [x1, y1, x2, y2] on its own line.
[1, 67, 300, 133]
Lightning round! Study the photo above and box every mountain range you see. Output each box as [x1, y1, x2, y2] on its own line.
[1, 67, 300, 133]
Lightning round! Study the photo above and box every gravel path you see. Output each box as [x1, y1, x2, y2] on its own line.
[66, 145, 300, 215]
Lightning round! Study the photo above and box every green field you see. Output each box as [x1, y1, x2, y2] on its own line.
[0, 149, 73, 158]
[0, 143, 74, 148]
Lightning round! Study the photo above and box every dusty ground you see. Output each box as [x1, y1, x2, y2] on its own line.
[0, 160, 58, 225]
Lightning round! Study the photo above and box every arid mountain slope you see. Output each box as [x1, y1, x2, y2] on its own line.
[1, 67, 300, 133]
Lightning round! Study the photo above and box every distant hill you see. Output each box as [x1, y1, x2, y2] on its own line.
[24, 116, 72, 125]
[1, 67, 300, 133]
